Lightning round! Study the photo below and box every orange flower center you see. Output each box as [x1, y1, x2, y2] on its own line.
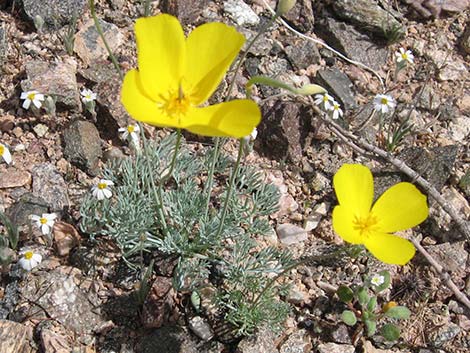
[353, 213, 378, 237]
[159, 86, 191, 120]
[97, 182, 107, 189]
[127, 125, 135, 133]
[380, 97, 388, 105]
[24, 251, 33, 260]
[39, 217, 47, 224]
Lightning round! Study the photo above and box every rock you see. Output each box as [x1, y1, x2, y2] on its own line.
[0, 169, 31, 189]
[286, 284, 308, 305]
[425, 241, 467, 275]
[266, 171, 299, 218]
[95, 76, 130, 133]
[319, 17, 388, 70]
[277, 223, 308, 245]
[428, 322, 461, 347]
[304, 202, 329, 231]
[7, 193, 49, 229]
[331, 324, 351, 344]
[159, 0, 209, 25]
[0, 114, 14, 132]
[22, 0, 86, 29]
[316, 68, 358, 110]
[53, 221, 81, 256]
[425, 48, 468, 81]
[32, 163, 70, 212]
[21, 58, 80, 110]
[461, 23, 470, 54]
[416, 85, 440, 111]
[38, 323, 73, 353]
[317, 342, 355, 353]
[404, 0, 470, 19]
[285, 38, 321, 70]
[457, 95, 470, 114]
[19, 266, 102, 334]
[0, 320, 34, 353]
[398, 145, 458, 192]
[136, 326, 200, 353]
[0, 24, 7, 66]
[332, 0, 405, 38]
[79, 61, 117, 84]
[237, 328, 278, 353]
[0, 282, 20, 320]
[189, 316, 213, 341]
[63, 120, 102, 176]
[33, 123, 49, 137]
[224, 0, 259, 26]
[448, 117, 470, 142]
[74, 19, 124, 67]
[281, 0, 315, 33]
[258, 101, 314, 163]
[279, 329, 311, 353]
[141, 277, 178, 328]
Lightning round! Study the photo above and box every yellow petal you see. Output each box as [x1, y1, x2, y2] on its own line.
[135, 14, 185, 100]
[121, 70, 177, 128]
[333, 164, 374, 217]
[184, 22, 245, 105]
[332, 205, 364, 244]
[183, 100, 261, 138]
[372, 182, 428, 233]
[364, 232, 416, 265]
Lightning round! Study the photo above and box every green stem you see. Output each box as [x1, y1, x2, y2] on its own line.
[215, 139, 244, 238]
[161, 129, 182, 183]
[203, 137, 220, 220]
[143, 0, 151, 16]
[89, 0, 123, 80]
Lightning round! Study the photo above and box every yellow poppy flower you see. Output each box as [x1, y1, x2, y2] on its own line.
[332, 164, 428, 265]
[121, 14, 261, 138]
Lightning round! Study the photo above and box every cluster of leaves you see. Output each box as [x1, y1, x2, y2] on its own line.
[80, 133, 295, 336]
[337, 270, 411, 341]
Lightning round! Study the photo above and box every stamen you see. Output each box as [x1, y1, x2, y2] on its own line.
[98, 182, 107, 189]
[353, 213, 378, 238]
[24, 251, 33, 260]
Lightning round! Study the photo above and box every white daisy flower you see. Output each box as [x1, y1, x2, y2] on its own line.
[80, 88, 97, 104]
[18, 250, 42, 271]
[92, 179, 114, 200]
[370, 274, 385, 287]
[0, 143, 12, 164]
[330, 101, 344, 120]
[118, 124, 140, 144]
[395, 48, 414, 65]
[242, 127, 258, 144]
[31, 213, 57, 235]
[314, 93, 335, 110]
[373, 94, 396, 114]
[20, 90, 45, 110]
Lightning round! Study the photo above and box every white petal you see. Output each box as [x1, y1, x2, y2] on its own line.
[44, 213, 57, 221]
[19, 258, 33, 271]
[22, 99, 31, 110]
[35, 94, 45, 101]
[20, 92, 28, 99]
[2, 147, 12, 164]
[103, 180, 114, 186]
[102, 188, 112, 199]
[32, 253, 42, 263]
[133, 125, 141, 133]
[41, 223, 50, 235]
[31, 215, 41, 221]
[32, 99, 42, 109]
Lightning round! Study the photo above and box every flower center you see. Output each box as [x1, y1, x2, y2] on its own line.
[380, 97, 388, 105]
[353, 213, 378, 238]
[159, 87, 191, 120]
[39, 217, 47, 224]
[0, 145, 4, 155]
[97, 182, 107, 189]
[127, 125, 135, 133]
[323, 95, 329, 102]
[401, 53, 408, 60]
[24, 251, 33, 260]
[27, 93, 36, 101]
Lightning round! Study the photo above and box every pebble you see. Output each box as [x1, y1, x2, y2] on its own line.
[277, 223, 308, 245]
[0, 170, 31, 189]
[188, 316, 213, 341]
[33, 123, 49, 137]
[317, 342, 355, 353]
[223, 0, 260, 26]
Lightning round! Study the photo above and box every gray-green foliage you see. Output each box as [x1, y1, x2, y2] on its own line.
[80, 133, 294, 336]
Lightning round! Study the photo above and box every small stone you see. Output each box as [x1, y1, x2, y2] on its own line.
[237, 328, 278, 353]
[33, 123, 49, 137]
[316, 68, 358, 110]
[448, 117, 470, 142]
[439, 60, 468, 81]
[39, 326, 72, 353]
[416, 85, 440, 111]
[0, 25, 7, 67]
[277, 223, 308, 245]
[141, 277, 178, 328]
[159, 0, 209, 25]
[22, 0, 86, 29]
[0, 115, 14, 132]
[224, 0, 259, 26]
[63, 120, 102, 176]
[285, 38, 321, 70]
[6, 193, 49, 229]
[188, 316, 213, 341]
[0, 320, 33, 353]
[32, 163, 70, 212]
[279, 329, 311, 353]
[74, 19, 124, 67]
[317, 342, 355, 353]
[0, 169, 31, 189]
[331, 324, 351, 344]
[457, 95, 470, 114]
[53, 221, 81, 256]
[282, 0, 315, 33]
[428, 322, 461, 347]
[286, 284, 307, 305]
[21, 58, 80, 110]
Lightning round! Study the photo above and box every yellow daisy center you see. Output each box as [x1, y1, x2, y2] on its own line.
[353, 213, 378, 238]
[380, 97, 388, 105]
[160, 89, 191, 119]
[127, 125, 135, 133]
[401, 53, 408, 60]
[97, 182, 107, 189]
[24, 251, 33, 260]
[39, 217, 47, 224]
[27, 93, 36, 100]
[323, 95, 329, 102]
[0, 145, 4, 155]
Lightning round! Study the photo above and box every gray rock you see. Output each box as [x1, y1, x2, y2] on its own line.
[224, 0, 259, 26]
[332, 0, 405, 38]
[286, 285, 307, 305]
[237, 328, 278, 353]
[160, 0, 209, 25]
[428, 322, 461, 347]
[21, 58, 80, 110]
[0, 169, 31, 189]
[277, 223, 308, 245]
[317, 342, 355, 353]
[63, 120, 102, 176]
[32, 163, 70, 212]
[285, 38, 321, 70]
[448, 117, 470, 142]
[282, 0, 315, 33]
[416, 85, 440, 111]
[74, 19, 124, 67]
[0, 282, 20, 320]
[320, 17, 388, 70]
[7, 193, 49, 229]
[257, 101, 315, 163]
[0, 320, 34, 353]
[136, 326, 200, 353]
[316, 68, 358, 110]
[331, 324, 352, 344]
[95, 75, 130, 131]
[398, 145, 458, 192]
[188, 316, 214, 341]
[22, 0, 86, 29]
[279, 329, 311, 353]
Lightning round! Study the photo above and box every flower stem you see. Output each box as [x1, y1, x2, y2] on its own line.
[89, 0, 123, 80]
[215, 139, 244, 239]
[161, 129, 182, 183]
[203, 137, 221, 220]
[143, 0, 151, 16]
